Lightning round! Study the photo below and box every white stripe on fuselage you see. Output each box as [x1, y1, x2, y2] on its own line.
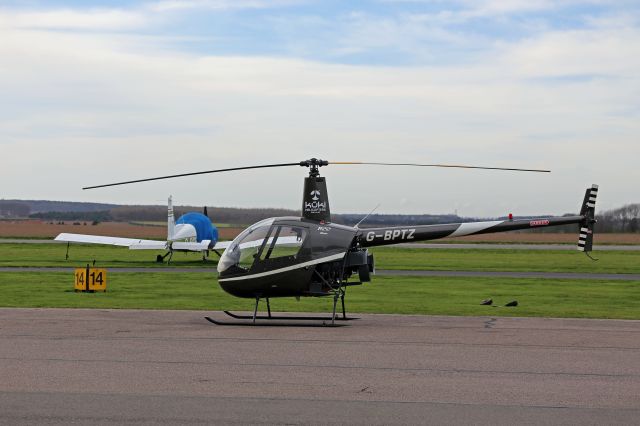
[448, 221, 502, 238]
[218, 252, 347, 283]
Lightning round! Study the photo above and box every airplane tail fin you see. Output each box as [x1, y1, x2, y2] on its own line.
[168, 196, 175, 241]
[578, 185, 598, 253]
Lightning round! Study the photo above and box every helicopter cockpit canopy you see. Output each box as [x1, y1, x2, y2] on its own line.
[217, 218, 307, 274]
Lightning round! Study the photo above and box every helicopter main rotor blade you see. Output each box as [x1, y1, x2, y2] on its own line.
[83, 158, 549, 190]
[329, 161, 550, 173]
[82, 162, 302, 190]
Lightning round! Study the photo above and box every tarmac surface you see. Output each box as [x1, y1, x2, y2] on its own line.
[0, 308, 639, 425]
[2, 239, 640, 250]
[2, 266, 640, 281]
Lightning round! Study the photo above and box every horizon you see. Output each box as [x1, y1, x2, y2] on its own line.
[3, 197, 636, 219]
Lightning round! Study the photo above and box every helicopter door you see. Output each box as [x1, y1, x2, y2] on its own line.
[255, 225, 307, 271]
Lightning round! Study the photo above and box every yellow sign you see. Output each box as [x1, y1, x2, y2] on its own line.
[74, 267, 107, 292]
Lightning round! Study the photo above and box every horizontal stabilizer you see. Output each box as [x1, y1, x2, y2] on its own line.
[172, 240, 211, 251]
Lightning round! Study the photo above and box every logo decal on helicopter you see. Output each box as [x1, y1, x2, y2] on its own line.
[305, 190, 327, 214]
[365, 229, 415, 242]
[317, 226, 331, 234]
[305, 200, 327, 213]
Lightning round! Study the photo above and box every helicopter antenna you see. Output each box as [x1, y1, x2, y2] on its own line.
[354, 203, 381, 229]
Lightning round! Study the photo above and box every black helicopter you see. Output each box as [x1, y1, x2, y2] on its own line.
[85, 158, 598, 325]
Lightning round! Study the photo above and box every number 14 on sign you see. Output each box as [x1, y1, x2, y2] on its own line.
[74, 268, 107, 292]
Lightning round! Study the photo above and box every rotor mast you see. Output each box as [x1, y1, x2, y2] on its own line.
[300, 158, 331, 223]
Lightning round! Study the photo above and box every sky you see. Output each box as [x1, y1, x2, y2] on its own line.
[1, 0, 639, 216]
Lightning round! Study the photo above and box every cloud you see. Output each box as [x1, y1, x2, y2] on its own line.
[0, 2, 638, 214]
[0, 8, 149, 31]
[148, 0, 302, 12]
[379, 0, 603, 16]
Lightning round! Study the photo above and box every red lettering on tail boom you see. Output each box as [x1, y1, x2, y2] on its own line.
[529, 219, 550, 227]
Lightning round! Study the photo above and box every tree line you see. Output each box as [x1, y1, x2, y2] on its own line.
[12, 201, 640, 233]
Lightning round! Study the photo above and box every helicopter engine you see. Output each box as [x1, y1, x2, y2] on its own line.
[344, 248, 375, 283]
[308, 248, 374, 294]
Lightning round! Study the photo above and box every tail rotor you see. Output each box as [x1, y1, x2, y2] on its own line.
[578, 184, 598, 257]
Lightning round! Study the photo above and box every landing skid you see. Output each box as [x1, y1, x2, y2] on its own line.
[206, 288, 354, 326]
[223, 311, 358, 321]
[204, 316, 347, 327]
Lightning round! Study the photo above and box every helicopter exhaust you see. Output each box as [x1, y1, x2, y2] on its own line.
[345, 249, 375, 282]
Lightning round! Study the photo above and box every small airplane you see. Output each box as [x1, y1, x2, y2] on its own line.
[82, 158, 599, 325]
[55, 196, 230, 262]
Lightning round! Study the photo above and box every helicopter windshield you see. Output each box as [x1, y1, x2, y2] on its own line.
[217, 219, 308, 274]
[217, 219, 274, 274]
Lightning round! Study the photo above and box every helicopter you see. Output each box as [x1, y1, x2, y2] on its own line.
[84, 158, 598, 325]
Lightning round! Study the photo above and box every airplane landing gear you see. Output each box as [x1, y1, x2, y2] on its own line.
[157, 250, 173, 264]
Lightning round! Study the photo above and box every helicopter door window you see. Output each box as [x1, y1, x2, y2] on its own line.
[236, 226, 273, 269]
[259, 226, 281, 261]
[260, 226, 306, 260]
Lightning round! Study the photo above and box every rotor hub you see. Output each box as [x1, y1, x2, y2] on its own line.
[299, 158, 328, 177]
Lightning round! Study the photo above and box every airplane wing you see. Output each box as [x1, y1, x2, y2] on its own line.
[128, 241, 170, 250]
[55, 233, 167, 250]
[172, 240, 233, 252]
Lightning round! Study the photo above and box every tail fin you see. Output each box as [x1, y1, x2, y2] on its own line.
[168, 196, 175, 240]
[578, 184, 598, 253]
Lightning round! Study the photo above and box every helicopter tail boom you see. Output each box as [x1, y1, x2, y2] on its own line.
[357, 185, 598, 250]
[357, 215, 584, 247]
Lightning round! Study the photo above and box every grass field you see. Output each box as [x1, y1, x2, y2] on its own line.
[0, 243, 216, 268]
[0, 272, 638, 319]
[1, 243, 639, 319]
[370, 247, 640, 274]
[0, 243, 638, 274]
